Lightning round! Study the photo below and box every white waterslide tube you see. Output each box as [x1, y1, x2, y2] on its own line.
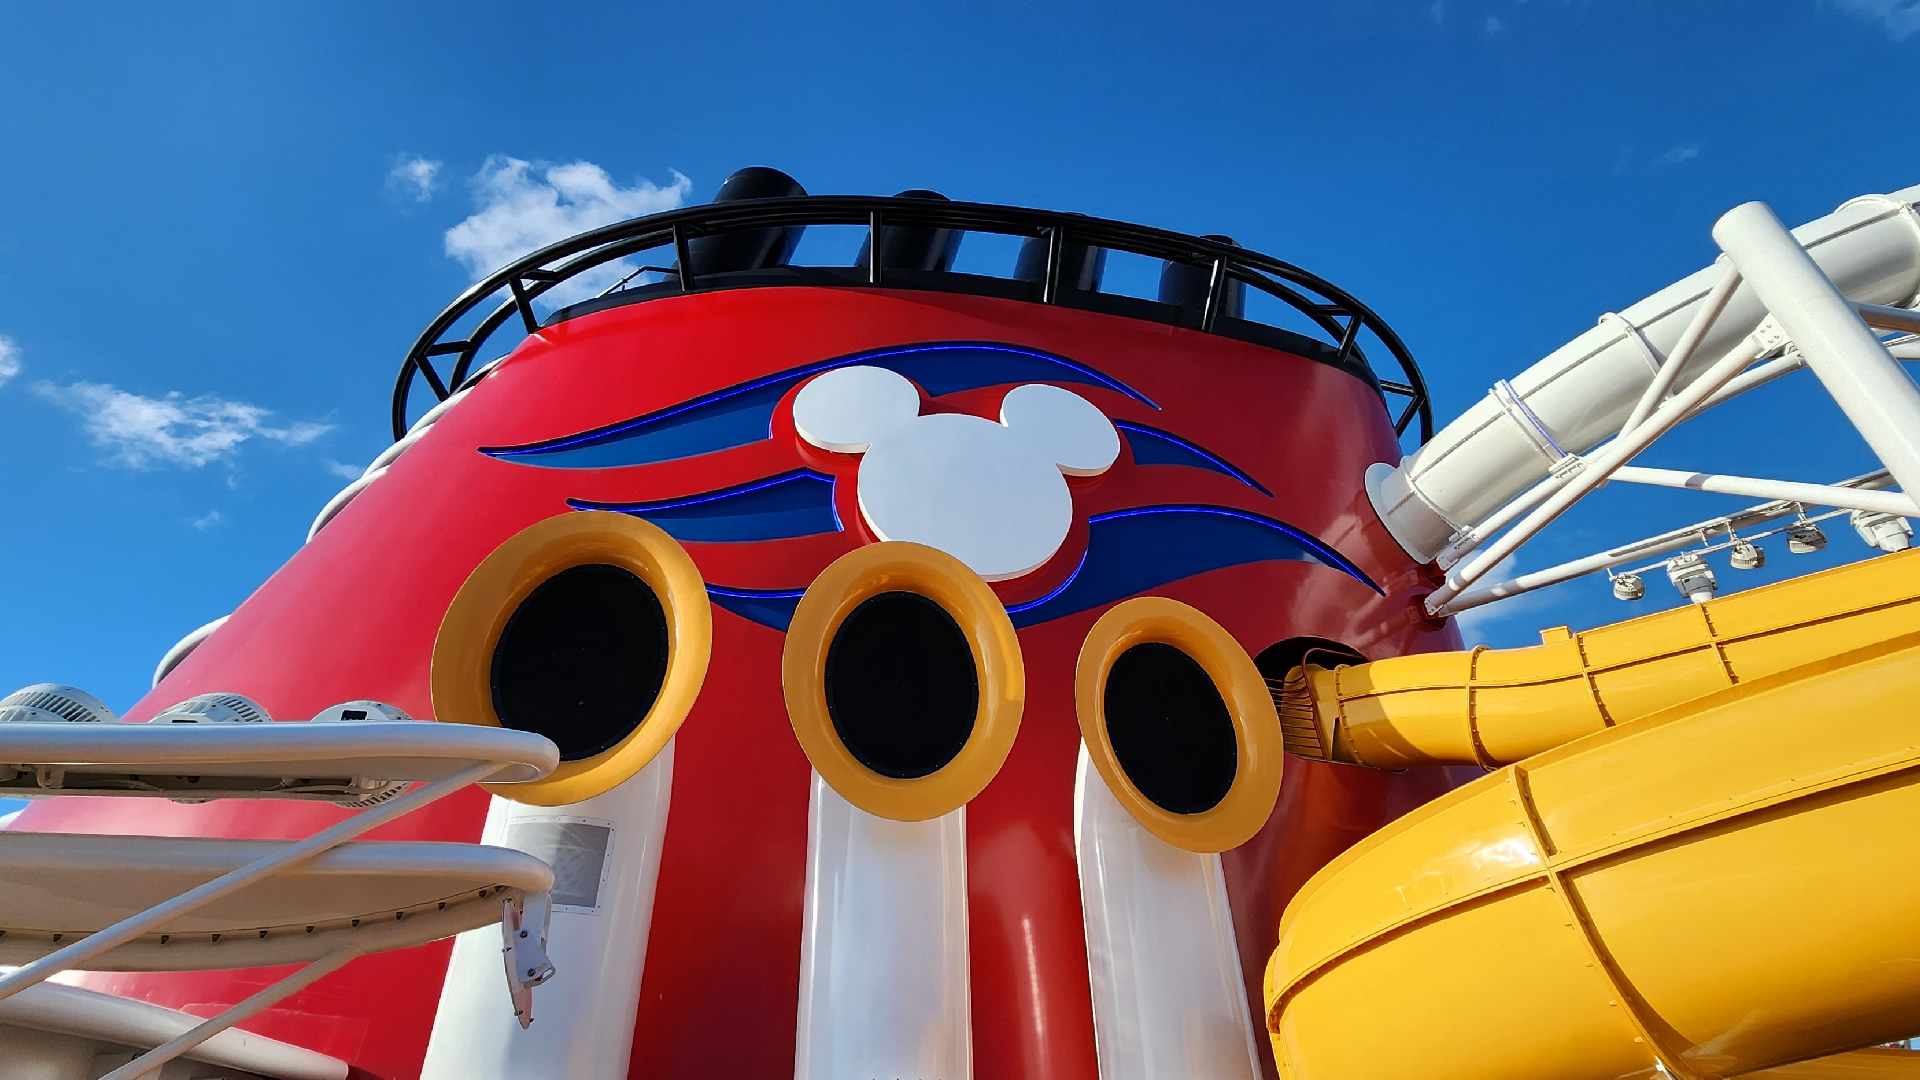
[421, 741, 675, 1080]
[1074, 749, 1264, 1080]
[1370, 184, 1920, 564]
[794, 772, 972, 1080]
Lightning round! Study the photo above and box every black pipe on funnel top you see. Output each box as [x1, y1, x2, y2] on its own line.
[1014, 233, 1107, 293]
[1159, 235, 1246, 321]
[685, 167, 808, 275]
[856, 190, 962, 274]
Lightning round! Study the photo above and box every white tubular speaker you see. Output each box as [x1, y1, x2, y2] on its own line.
[1371, 182, 1920, 563]
[420, 740, 675, 1080]
[793, 771, 972, 1080]
[1074, 748, 1264, 1080]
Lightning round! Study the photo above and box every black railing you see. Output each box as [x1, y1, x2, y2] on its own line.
[392, 196, 1432, 443]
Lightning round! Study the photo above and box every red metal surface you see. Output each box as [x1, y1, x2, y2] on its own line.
[15, 285, 1463, 1078]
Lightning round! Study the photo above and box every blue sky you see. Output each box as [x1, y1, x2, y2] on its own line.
[3, 0, 1920, 732]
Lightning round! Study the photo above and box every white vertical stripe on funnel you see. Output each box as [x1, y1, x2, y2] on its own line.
[794, 770, 971, 1080]
[1075, 746, 1263, 1080]
[422, 739, 675, 1080]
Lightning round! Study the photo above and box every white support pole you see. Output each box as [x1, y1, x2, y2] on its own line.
[1620, 264, 1742, 437]
[1691, 351, 1805, 413]
[1609, 466, 1918, 516]
[1715, 202, 1920, 499]
[0, 760, 499, 1005]
[1428, 336, 1769, 612]
[100, 947, 362, 1080]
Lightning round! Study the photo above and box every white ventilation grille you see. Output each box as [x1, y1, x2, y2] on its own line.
[0, 684, 116, 724]
[506, 820, 614, 912]
[149, 692, 270, 724]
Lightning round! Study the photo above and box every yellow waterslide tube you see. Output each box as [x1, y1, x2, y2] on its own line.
[1277, 549, 1920, 768]
[1263, 621, 1920, 1078]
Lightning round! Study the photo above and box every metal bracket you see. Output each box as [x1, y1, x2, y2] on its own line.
[502, 892, 556, 1029]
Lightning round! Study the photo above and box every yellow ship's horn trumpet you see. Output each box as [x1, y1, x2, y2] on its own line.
[432, 511, 713, 806]
[781, 541, 1024, 822]
[1277, 549, 1920, 770]
[1075, 596, 1284, 853]
[1265, 551, 1920, 1079]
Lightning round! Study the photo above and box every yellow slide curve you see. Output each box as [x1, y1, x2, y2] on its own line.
[1264, 551, 1920, 1080]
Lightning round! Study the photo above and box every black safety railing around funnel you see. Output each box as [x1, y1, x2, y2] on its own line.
[391, 195, 1432, 443]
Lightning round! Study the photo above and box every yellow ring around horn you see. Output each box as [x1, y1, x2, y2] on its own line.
[432, 511, 712, 806]
[1075, 596, 1283, 853]
[782, 541, 1024, 822]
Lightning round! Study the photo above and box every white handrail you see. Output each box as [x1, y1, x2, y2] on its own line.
[0, 760, 496, 1006]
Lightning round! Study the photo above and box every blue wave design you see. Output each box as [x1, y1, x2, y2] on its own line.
[1007, 505, 1376, 627]
[708, 585, 808, 628]
[569, 470, 841, 543]
[482, 341, 1157, 470]
[704, 504, 1375, 631]
[1112, 421, 1272, 496]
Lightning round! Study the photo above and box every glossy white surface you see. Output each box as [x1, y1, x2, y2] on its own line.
[793, 366, 1117, 580]
[794, 771, 971, 1080]
[421, 740, 675, 1080]
[1075, 748, 1263, 1080]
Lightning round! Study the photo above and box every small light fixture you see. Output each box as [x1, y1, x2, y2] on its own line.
[1850, 510, 1914, 553]
[1611, 571, 1646, 601]
[1666, 552, 1717, 604]
[1787, 521, 1827, 554]
[1729, 540, 1765, 570]
[148, 692, 270, 724]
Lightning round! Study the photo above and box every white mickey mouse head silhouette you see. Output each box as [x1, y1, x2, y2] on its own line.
[793, 365, 1120, 580]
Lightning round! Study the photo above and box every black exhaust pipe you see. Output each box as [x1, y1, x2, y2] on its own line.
[1158, 235, 1246, 321]
[685, 166, 808, 276]
[856, 190, 963, 274]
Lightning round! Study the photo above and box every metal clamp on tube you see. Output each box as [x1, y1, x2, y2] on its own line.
[432, 511, 713, 806]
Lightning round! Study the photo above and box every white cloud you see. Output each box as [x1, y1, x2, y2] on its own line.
[190, 509, 224, 530]
[323, 458, 364, 480]
[0, 336, 20, 388]
[1657, 144, 1701, 165]
[387, 154, 443, 203]
[444, 156, 691, 307]
[1448, 556, 1570, 647]
[1483, 14, 1505, 34]
[1830, 0, 1920, 39]
[33, 381, 332, 468]
[1430, 0, 1445, 23]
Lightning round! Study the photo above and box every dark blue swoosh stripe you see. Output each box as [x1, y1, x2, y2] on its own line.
[569, 470, 840, 543]
[708, 585, 809, 628]
[705, 504, 1375, 631]
[481, 341, 1157, 470]
[1112, 421, 1272, 496]
[1007, 505, 1377, 626]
